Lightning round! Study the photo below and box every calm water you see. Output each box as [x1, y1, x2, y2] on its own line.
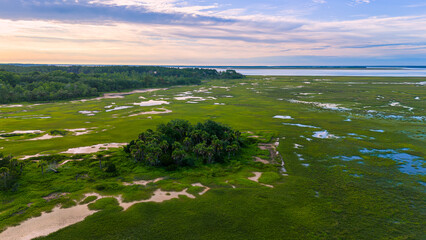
[219, 68, 426, 77]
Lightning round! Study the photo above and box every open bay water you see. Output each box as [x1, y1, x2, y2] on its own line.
[214, 67, 426, 77]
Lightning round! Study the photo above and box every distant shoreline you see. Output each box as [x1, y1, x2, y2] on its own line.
[1, 63, 426, 70]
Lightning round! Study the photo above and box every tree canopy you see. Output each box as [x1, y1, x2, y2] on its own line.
[124, 120, 242, 167]
[0, 153, 22, 190]
[0, 65, 243, 104]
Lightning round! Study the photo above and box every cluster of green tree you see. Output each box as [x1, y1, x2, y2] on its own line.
[124, 120, 242, 167]
[0, 153, 23, 190]
[0, 65, 243, 103]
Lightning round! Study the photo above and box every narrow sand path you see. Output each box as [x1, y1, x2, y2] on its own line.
[254, 157, 269, 164]
[58, 159, 84, 167]
[191, 183, 210, 195]
[248, 172, 273, 188]
[258, 138, 287, 176]
[122, 177, 164, 186]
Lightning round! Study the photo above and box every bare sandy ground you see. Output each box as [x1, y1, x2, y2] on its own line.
[0, 205, 96, 240]
[65, 128, 96, 136]
[122, 177, 164, 186]
[29, 134, 62, 141]
[0, 184, 210, 240]
[61, 143, 127, 154]
[1, 130, 45, 136]
[248, 172, 273, 188]
[118, 188, 196, 211]
[58, 159, 84, 167]
[73, 88, 167, 102]
[128, 108, 172, 117]
[258, 138, 287, 175]
[191, 183, 210, 195]
[133, 100, 170, 106]
[254, 157, 269, 164]
[19, 142, 125, 162]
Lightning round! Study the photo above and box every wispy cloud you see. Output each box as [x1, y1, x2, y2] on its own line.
[354, 0, 371, 4]
[405, 3, 426, 8]
[312, 0, 326, 4]
[0, 0, 425, 65]
[0, 0, 232, 26]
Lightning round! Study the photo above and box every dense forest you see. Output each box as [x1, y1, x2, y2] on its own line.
[0, 65, 243, 104]
[124, 120, 243, 167]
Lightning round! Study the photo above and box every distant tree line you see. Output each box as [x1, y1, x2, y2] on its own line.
[0, 65, 243, 104]
[124, 120, 242, 167]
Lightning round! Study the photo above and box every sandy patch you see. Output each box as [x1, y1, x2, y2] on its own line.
[254, 157, 269, 164]
[259, 138, 287, 174]
[174, 96, 205, 101]
[248, 172, 262, 182]
[123, 177, 164, 186]
[61, 143, 127, 154]
[0, 104, 24, 108]
[128, 108, 172, 117]
[29, 134, 63, 141]
[0, 184, 208, 240]
[258, 139, 280, 160]
[58, 159, 84, 167]
[133, 100, 170, 107]
[0, 205, 96, 240]
[212, 86, 230, 89]
[192, 87, 211, 93]
[65, 128, 95, 136]
[7, 130, 44, 134]
[118, 188, 196, 211]
[78, 110, 99, 116]
[248, 135, 260, 138]
[74, 88, 167, 102]
[294, 144, 303, 149]
[191, 183, 210, 195]
[248, 172, 273, 188]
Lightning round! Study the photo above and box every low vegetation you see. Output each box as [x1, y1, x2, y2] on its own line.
[0, 75, 424, 239]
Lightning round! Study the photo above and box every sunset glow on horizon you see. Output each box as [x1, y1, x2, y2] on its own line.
[1, 0, 426, 65]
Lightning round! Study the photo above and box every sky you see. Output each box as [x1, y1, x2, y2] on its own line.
[0, 0, 425, 65]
